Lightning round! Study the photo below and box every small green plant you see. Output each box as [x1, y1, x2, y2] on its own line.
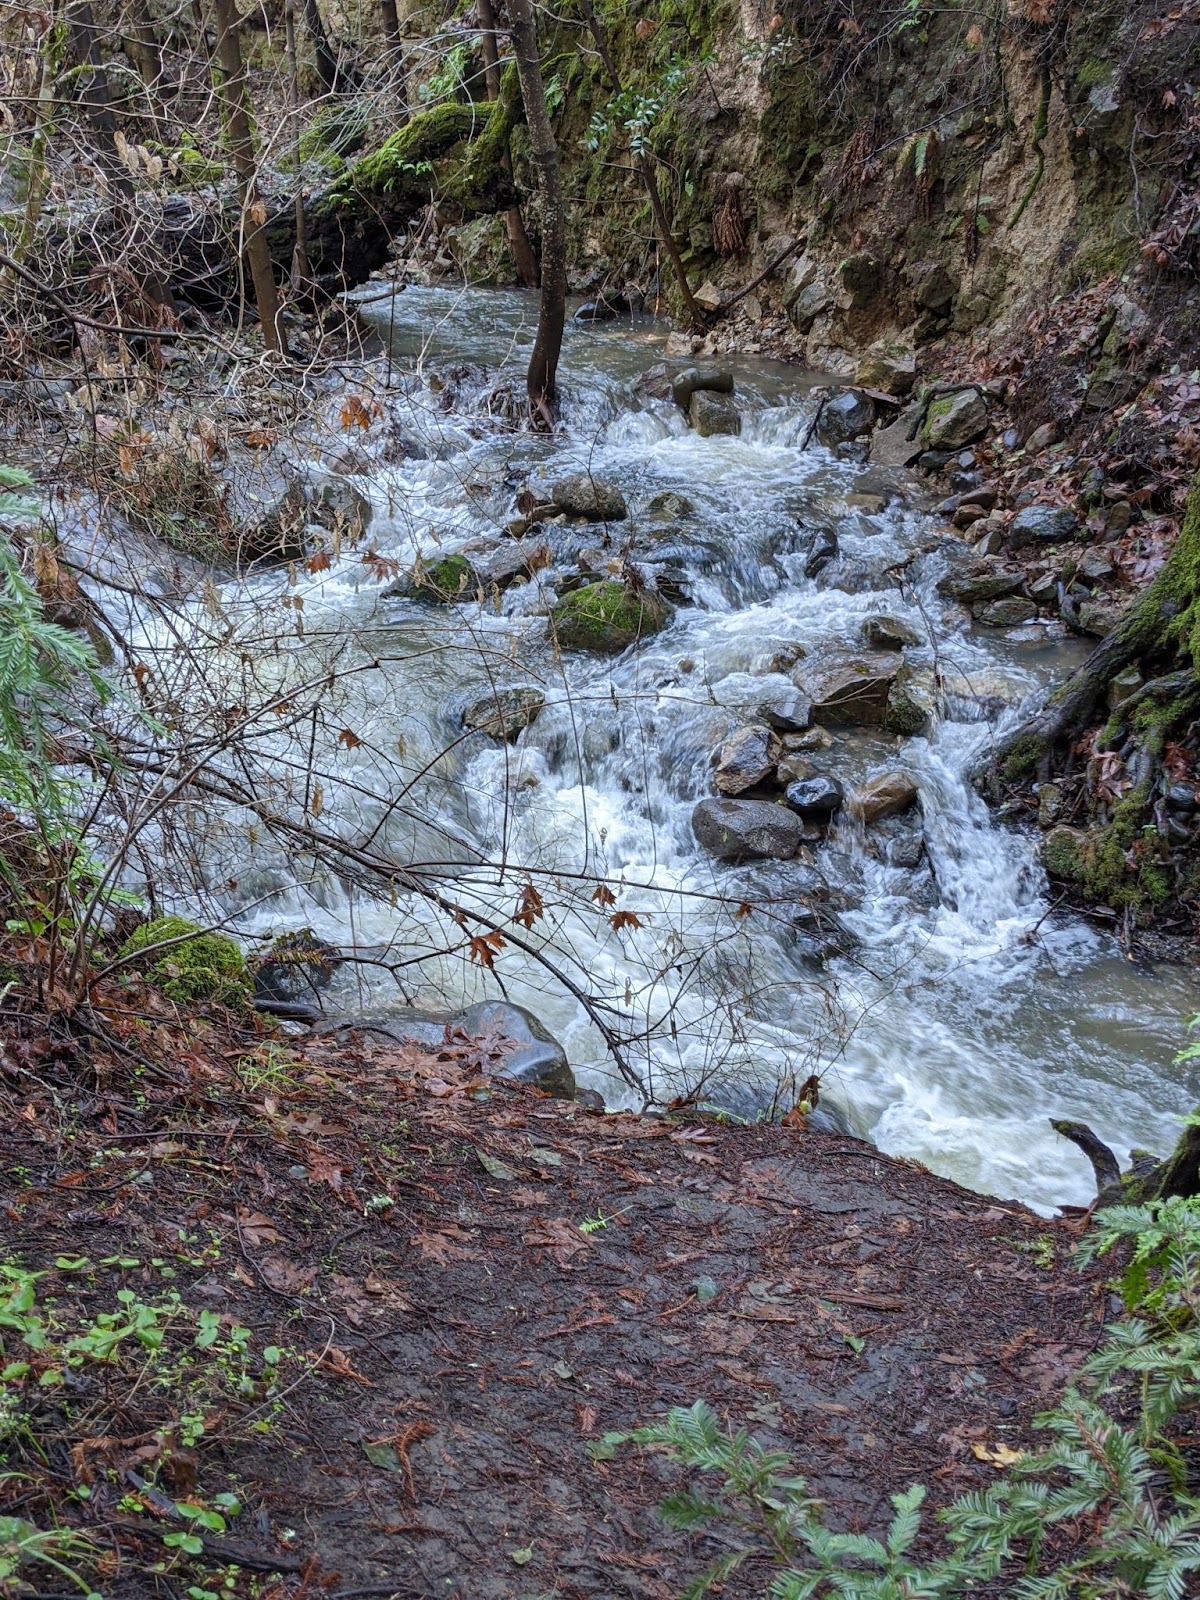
[0, 1515, 101, 1598]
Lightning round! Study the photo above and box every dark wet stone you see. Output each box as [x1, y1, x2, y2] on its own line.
[784, 774, 845, 819]
[692, 797, 804, 861]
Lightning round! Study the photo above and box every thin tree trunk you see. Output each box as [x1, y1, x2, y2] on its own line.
[507, 0, 564, 424]
[301, 0, 339, 94]
[18, 10, 60, 259]
[210, 0, 282, 352]
[576, 0, 704, 331]
[126, 0, 166, 126]
[377, 0, 408, 108]
[478, 0, 538, 288]
[284, 0, 313, 299]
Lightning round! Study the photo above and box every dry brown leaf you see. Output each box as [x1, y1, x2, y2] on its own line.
[236, 1208, 282, 1245]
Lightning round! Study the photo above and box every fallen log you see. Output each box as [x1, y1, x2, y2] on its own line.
[1051, 1113, 1200, 1203]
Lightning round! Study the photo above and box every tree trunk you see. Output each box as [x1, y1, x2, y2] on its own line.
[209, 0, 282, 353]
[507, 0, 565, 426]
[301, 0, 339, 94]
[126, 0, 166, 125]
[576, 0, 704, 332]
[989, 472, 1200, 791]
[478, 0, 538, 288]
[1052, 1114, 1200, 1203]
[284, 0, 313, 300]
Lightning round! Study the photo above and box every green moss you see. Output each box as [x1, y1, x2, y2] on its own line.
[337, 101, 489, 203]
[1076, 58, 1114, 89]
[298, 100, 370, 167]
[422, 553, 477, 598]
[552, 581, 671, 652]
[1042, 827, 1089, 887]
[1000, 731, 1046, 785]
[884, 683, 926, 736]
[117, 915, 249, 1008]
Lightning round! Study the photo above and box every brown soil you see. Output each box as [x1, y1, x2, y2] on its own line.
[1, 1015, 1108, 1600]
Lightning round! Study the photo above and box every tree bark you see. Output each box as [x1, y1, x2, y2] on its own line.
[989, 472, 1200, 791]
[507, 0, 565, 426]
[1052, 1115, 1200, 1203]
[576, 0, 705, 332]
[301, 0, 339, 94]
[283, 0, 313, 300]
[478, 0, 538, 288]
[125, 0, 166, 125]
[209, 0, 282, 353]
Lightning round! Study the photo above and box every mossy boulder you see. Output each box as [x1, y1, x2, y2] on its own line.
[551, 582, 672, 653]
[922, 389, 987, 450]
[384, 553, 480, 603]
[117, 915, 249, 1007]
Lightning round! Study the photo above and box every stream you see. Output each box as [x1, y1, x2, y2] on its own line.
[167, 286, 1200, 1213]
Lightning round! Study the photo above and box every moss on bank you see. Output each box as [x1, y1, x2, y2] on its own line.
[117, 915, 249, 1007]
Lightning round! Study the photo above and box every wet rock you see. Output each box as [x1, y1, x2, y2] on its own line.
[862, 614, 920, 650]
[788, 277, 833, 332]
[839, 252, 881, 309]
[789, 905, 860, 963]
[689, 389, 741, 437]
[794, 652, 901, 728]
[551, 581, 671, 653]
[714, 725, 778, 795]
[1166, 784, 1198, 815]
[455, 1001, 576, 1098]
[776, 753, 816, 786]
[816, 390, 876, 448]
[385, 552, 481, 603]
[884, 681, 928, 736]
[475, 541, 551, 590]
[692, 797, 804, 861]
[757, 692, 812, 733]
[855, 771, 918, 822]
[1024, 421, 1060, 454]
[574, 297, 620, 323]
[1008, 505, 1079, 548]
[463, 686, 546, 741]
[876, 819, 926, 869]
[845, 492, 887, 515]
[757, 641, 808, 675]
[784, 773, 844, 820]
[922, 389, 987, 451]
[974, 526, 1005, 557]
[550, 473, 629, 521]
[783, 725, 834, 753]
[856, 341, 916, 396]
[804, 525, 839, 578]
[1028, 570, 1060, 603]
[647, 490, 695, 519]
[911, 260, 957, 315]
[671, 367, 734, 409]
[251, 929, 343, 1006]
[937, 567, 1026, 605]
[974, 596, 1038, 627]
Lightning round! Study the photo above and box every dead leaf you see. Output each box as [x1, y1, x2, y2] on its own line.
[257, 1254, 316, 1294]
[523, 1216, 587, 1266]
[971, 1440, 1025, 1468]
[236, 1209, 282, 1245]
[310, 1344, 374, 1387]
[412, 1225, 481, 1264]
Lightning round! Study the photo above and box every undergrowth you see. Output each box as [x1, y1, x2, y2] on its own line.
[613, 1194, 1200, 1598]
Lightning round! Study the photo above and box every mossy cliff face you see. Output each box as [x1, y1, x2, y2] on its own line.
[455, 0, 1193, 371]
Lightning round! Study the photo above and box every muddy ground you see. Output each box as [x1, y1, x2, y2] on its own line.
[1, 1019, 1109, 1600]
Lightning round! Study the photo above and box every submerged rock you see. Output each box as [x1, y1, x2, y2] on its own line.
[385, 552, 480, 603]
[789, 905, 861, 963]
[646, 490, 695, 519]
[462, 687, 546, 741]
[714, 725, 778, 795]
[692, 797, 804, 861]
[551, 581, 672, 653]
[550, 473, 628, 521]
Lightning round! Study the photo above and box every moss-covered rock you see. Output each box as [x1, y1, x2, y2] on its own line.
[551, 581, 672, 653]
[117, 915, 249, 1007]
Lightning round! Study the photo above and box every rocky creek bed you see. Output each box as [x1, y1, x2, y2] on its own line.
[89, 282, 1196, 1216]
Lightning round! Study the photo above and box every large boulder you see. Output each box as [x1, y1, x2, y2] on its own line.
[794, 652, 901, 728]
[689, 390, 741, 437]
[551, 581, 672, 653]
[692, 797, 804, 861]
[922, 389, 987, 450]
[816, 390, 876, 448]
[463, 686, 546, 741]
[1007, 505, 1080, 549]
[385, 552, 481, 603]
[714, 725, 778, 795]
[550, 473, 628, 521]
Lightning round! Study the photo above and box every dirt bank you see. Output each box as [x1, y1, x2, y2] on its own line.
[1, 1009, 1109, 1599]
